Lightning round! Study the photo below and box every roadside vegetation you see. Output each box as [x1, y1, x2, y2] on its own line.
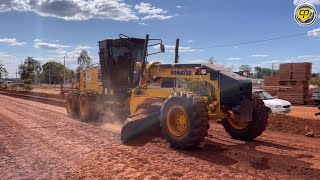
[14, 50, 93, 91]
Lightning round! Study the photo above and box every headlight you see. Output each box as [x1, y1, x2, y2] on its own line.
[276, 105, 282, 109]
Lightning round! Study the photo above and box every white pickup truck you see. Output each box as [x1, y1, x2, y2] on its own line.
[253, 90, 292, 114]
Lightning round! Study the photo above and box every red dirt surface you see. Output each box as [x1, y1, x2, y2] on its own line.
[267, 106, 320, 137]
[289, 106, 319, 120]
[267, 114, 320, 138]
[1, 94, 320, 179]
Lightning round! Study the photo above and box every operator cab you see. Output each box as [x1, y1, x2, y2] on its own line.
[98, 34, 164, 102]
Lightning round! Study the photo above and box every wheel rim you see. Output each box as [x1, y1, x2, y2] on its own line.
[166, 105, 188, 137]
[228, 118, 249, 130]
[66, 96, 73, 113]
[80, 96, 88, 116]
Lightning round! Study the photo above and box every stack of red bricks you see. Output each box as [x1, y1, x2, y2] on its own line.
[277, 62, 312, 105]
[263, 76, 279, 96]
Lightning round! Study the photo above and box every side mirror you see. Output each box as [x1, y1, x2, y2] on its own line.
[160, 44, 165, 52]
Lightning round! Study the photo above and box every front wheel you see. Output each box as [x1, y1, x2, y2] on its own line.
[78, 92, 97, 122]
[160, 92, 210, 149]
[221, 94, 269, 140]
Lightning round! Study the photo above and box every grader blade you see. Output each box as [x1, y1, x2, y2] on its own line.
[121, 105, 161, 142]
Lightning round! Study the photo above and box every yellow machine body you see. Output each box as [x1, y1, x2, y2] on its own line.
[78, 66, 103, 94]
[74, 62, 226, 120]
[129, 63, 226, 120]
[66, 35, 269, 149]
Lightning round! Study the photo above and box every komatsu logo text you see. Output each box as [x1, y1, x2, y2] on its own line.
[171, 70, 192, 75]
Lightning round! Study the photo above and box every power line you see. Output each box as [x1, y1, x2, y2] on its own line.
[192, 31, 319, 49]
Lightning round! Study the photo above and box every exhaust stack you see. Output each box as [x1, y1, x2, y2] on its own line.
[174, 39, 179, 63]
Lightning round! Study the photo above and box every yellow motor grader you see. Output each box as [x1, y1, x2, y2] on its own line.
[66, 34, 269, 149]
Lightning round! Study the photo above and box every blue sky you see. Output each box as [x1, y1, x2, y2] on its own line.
[0, 0, 319, 78]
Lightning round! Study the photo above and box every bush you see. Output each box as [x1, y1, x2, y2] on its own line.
[26, 85, 32, 91]
[311, 75, 320, 87]
[23, 78, 32, 85]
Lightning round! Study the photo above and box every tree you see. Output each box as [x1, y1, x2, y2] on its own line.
[18, 57, 42, 84]
[77, 50, 92, 70]
[0, 64, 8, 79]
[312, 73, 319, 78]
[239, 65, 252, 78]
[76, 66, 81, 74]
[239, 65, 252, 72]
[253, 66, 278, 79]
[311, 75, 320, 87]
[219, 64, 235, 71]
[42, 61, 74, 84]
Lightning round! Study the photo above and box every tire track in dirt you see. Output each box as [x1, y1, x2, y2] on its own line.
[0, 95, 262, 179]
[1, 94, 320, 179]
[0, 96, 249, 179]
[0, 111, 77, 179]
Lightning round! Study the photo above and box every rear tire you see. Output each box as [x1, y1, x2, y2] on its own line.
[78, 92, 97, 122]
[160, 92, 209, 149]
[66, 91, 79, 118]
[221, 94, 269, 140]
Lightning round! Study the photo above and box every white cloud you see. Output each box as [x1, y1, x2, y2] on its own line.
[186, 40, 193, 43]
[176, 5, 182, 8]
[293, 0, 320, 6]
[156, 45, 195, 53]
[0, 52, 17, 64]
[141, 14, 173, 20]
[135, 2, 173, 20]
[53, 45, 93, 60]
[0, 0, 138, 21]
[0, 38, 26, 46]
[135, 2, 166, 14]
[52, 50, 68, 55]
[296, 55, 320, 61]
[75, 45, 92, 50]
[63, 50, 82, 59]
[227, 57, 241, 60]
[34, 41, 71, 49]
[178, 47, 195, 52]
[33, 38, 42, 42]
[0, 52, 19, 78]
[308, 28, 320, 38]
[251, 54, 269, 58]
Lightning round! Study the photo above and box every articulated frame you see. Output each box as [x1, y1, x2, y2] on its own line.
[130, 65, 228, 120]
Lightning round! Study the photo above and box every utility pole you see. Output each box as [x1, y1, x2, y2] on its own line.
[15, 69, 17, 80]
[63, 56, 66, 86]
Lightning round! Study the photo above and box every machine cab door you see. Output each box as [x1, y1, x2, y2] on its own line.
[98, 37, 145, 102]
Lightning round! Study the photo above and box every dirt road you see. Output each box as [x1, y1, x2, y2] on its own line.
[1, 94, 320, 179]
